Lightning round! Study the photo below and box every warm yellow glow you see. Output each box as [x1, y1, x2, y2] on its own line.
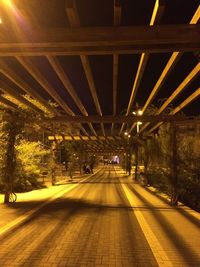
[128, 134, 131, 138]
[73, 136, 81, 140]
[64, 136, 73, 140]
[55, 135, 63, 140]
[2, 0, 13, 8]
[124, 132, 128, 136]
[137, 121, 142, 125]
[0, 17, 2, 24]
[137, 110, 143, 115]
[48, 136, 55, 141]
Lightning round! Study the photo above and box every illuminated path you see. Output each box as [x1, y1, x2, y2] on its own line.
[0, 165, 200, 266]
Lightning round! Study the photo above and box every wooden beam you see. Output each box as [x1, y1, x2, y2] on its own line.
[0, 25, 199, 56]
[112, 0, 122, 134]
[150, 0, 165, 25]
[0, 80, 43, 114]
[140, 62, 200, 133]
[129, 5, 200, 133]
[158, 63, 200, 113]
[120, 0, 165, 135]
[44, 114, 197, 124]
[16, 56, 74, 115]
[114, 0, 122, 26]
[65, 0, 104, 136]
[65, 0, 80, 27]
[0, 95, 18, 110]
[16, 57, 90, 135]
[47, 55, 98, 136]
[0, 60, 58, 115]
[172, 88, 200, 114]
[46, 55, 87, 115]
[146, 88, 200, 134]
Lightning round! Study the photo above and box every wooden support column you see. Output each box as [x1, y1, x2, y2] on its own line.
[111, 0, 122, 135]
[50, 140, 57, 186]
[134, 145, 139, 182]
[170, 122, 178, 206]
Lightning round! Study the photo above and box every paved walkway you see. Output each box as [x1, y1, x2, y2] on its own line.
[0, 165, 199, 267]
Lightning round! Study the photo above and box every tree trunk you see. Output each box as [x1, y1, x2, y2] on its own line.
[3, 112, 18, 204]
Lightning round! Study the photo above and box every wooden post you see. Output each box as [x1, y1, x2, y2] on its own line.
[170, 122, 178, 206]
[51, 141, 57, 185]
[134, 145, 139, 182]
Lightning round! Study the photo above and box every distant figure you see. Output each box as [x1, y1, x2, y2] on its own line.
[86, 164, 91, 174]
[89, 163, 94, 173]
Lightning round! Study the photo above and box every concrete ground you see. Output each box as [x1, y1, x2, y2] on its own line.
[0, 165, 199, 267]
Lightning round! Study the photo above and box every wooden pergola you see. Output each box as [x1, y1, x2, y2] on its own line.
[0, 0, 199, 153]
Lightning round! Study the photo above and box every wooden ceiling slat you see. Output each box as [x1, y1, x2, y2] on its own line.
[46, 56, 87, 115]
[16, 57, 90, 136]
[129, 5, 200, 133]
[0, 95, 18, 110]
[44, 114, 197, 124]
[120, 0, 165, 135]
[16, 57, 73, 115]
[0, 60, 58, 115]
[140, 63, 200, 133]
[146, 88, 200, 134]
[46, 55, 97, 136]
[0, 80, 43, 114]
[0, 25, 199, 56]
[65, 0, 105, 136]
[157, 63, 200, 113]
[111, 0, 122, 135]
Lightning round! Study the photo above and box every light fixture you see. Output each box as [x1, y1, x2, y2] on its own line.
[128, 134, 131, 138]
[0, 17, 2, 24]
[137, 110, 143, 115]
[132, 111, 136, 115]
[124, 132, 128, 136]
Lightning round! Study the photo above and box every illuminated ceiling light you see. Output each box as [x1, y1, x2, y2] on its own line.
[137, 121, 143, 125]
[124, 132, 128, 136]
[128, 134, 131, 138]
[0, 17, 2, 24]
[137, 110, 143, 115]
[132, 111, 136, 115]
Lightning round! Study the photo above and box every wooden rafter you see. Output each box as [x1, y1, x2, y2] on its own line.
[16, 57, 73, 115]
[0, 80, 43, 114]
[0, 25, 199, 56]
[46, 56, 97, 136]
[129, 6, 200, 133]
[0, 60, 58, 115]
[146, 88, 200, 134]
[65, 0, 105, 136]
[44, 114, 199, 124]
[139, 63, 200, 133]
[111, 0, 122, 135]
[0, 95, 18, 110]
[16, 57, 89, 136]
[120, 0, 165, 135]
[15, 3, 92, 136]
